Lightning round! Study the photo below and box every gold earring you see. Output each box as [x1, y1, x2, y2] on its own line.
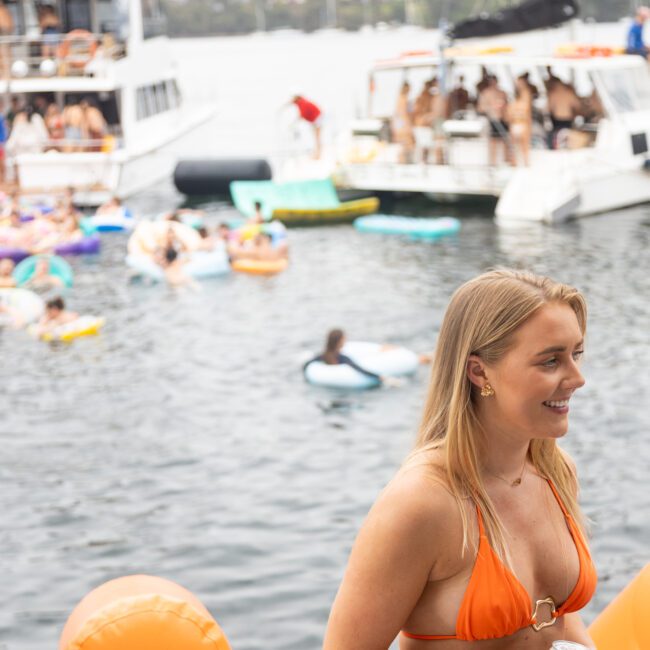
[481, 383, 494, 397]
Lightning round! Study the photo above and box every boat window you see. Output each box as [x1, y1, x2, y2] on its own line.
[136, 82, 175, 120]
[165, 80, 178, 109]
[595, 66, 650, 113]
[142, 0, 167, 39]
[153, 82, 167, 113]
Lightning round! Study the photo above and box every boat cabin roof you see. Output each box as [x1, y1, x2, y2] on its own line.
[372, 52, 647, 73]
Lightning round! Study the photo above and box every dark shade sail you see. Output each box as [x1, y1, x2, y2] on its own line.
[449, 0, 579, 40]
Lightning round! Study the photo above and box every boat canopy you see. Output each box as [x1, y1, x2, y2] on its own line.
[449, 0, 579, 40]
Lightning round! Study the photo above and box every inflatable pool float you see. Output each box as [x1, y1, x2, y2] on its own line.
[87, 207, 135, 232]
[304, 341, 419, 389]
[589, 563, 650, 650]
[0, 247, 30, 263]
[0, 288, 44, 325]
[126, 246, 230, 282]
[13, 255, 74, 288]
[128, 220, 201, 257]
[54, 235, 101, 256]
[59, 574, 232, 650]
[36, 315, 105, 342]
[232, 257, 288, 275]
[354, 215, 461, 239]
[272, 197, 379, 226]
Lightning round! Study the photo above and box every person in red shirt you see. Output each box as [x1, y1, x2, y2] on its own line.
[291, 93, 323, 159]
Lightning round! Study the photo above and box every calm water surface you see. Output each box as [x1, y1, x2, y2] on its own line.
[1, 28, 649, 650]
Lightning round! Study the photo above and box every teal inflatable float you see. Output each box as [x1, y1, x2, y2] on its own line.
[13, 255, 74, 288]
[354, 215, 461, 239]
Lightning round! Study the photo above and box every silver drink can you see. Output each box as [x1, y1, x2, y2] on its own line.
[551, 642, 591, 650]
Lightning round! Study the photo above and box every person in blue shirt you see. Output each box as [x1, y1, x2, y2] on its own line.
[0, 101, 7, 184]
[626, 7, 650, 58]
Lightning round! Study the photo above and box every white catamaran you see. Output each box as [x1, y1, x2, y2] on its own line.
[1, 0, 213, 204]
[335, 49, 650, 224]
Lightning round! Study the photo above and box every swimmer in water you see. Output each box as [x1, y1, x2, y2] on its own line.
[303, 329, 400, 386]
[0, 258, 16, 287]
[34, 296, 78, 337]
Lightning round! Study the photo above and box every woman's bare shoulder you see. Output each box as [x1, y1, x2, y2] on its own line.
[370, 449, 462, 537]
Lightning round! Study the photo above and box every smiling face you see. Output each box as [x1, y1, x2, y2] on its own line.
[475, 301, 585, 441]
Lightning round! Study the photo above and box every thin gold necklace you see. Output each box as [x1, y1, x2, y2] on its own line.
[486, 458, 527, 487]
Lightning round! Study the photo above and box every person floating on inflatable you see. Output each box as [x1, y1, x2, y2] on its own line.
[0, 258, 16, 287]
[288, 92, 323, 159]
[304, 329, 397, 387]
[626, 6, 650, 59]
[33, 296, 77, 338]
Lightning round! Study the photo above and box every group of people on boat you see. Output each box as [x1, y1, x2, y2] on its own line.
[392, 65, 604, 166]
[0, 94, 109, 181]
[0, 187, 84, 259]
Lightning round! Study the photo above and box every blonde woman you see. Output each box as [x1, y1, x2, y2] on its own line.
[324, 269, 597, 650]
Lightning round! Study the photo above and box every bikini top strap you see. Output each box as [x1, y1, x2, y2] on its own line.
[475, 503, 487, 536]
[546, 479, 570, 518]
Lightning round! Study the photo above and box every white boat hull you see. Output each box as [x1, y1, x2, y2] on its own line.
[14, 107, 214, 206]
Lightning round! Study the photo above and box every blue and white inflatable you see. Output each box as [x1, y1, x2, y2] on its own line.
[304, 341, 419, 389]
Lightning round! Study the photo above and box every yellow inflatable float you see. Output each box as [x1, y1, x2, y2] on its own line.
[39, 316, 105, 342]
[232, 258, 288, 275]
[589, 563, 650, 650]
[59, 574, 232, 650]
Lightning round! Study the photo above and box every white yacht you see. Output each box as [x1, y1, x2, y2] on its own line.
[334, 50, 650, 223]
[1, 0, 214, 205]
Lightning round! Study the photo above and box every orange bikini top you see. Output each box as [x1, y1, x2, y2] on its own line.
[402, 480, 597, 642]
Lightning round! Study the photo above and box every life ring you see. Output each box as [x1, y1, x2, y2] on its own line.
[59, 574, 232, 650]
[0, 288, 44, 325]
[57, 30, 97, 69]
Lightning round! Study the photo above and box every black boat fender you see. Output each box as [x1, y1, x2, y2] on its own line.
[173, 158, 272, 195]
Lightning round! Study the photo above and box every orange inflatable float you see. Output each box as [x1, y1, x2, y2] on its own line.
[589, 563, 650, 650]
[59, 574, 232, 650]
[232, 258, 288, 275]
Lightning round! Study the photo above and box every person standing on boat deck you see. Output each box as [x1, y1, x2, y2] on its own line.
[448, 75, 471, 115]
[290, 93, 323, 160]
[0, 100, 7, 184]
[477, 75, 510, 166]
[38, 4, 61, 59]
[62, 101, 84, 152]
[392, 81, 414, 163]
[626, 7, 650, 59]
[547, 81, 582, 149]
[0, 1, 13, 78]
[323, 269, 597, 650]
[80, 97, 107, 151]
[507, 77, 533, 166]
[412, 79, 435, 126]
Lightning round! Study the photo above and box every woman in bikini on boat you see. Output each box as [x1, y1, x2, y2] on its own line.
[323, 268, 597, 650]
[508, 76, 533, 166]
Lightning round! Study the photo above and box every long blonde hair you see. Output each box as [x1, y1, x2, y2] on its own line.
[414, 269, 588, 566]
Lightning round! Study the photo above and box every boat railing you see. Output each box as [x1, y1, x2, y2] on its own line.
[0, 33, 126, 80]
[9, 137, 123, 157]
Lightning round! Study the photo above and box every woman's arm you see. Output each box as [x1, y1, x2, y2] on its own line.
[562, 612, 596, 648]
[323, 471, 452, 650]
